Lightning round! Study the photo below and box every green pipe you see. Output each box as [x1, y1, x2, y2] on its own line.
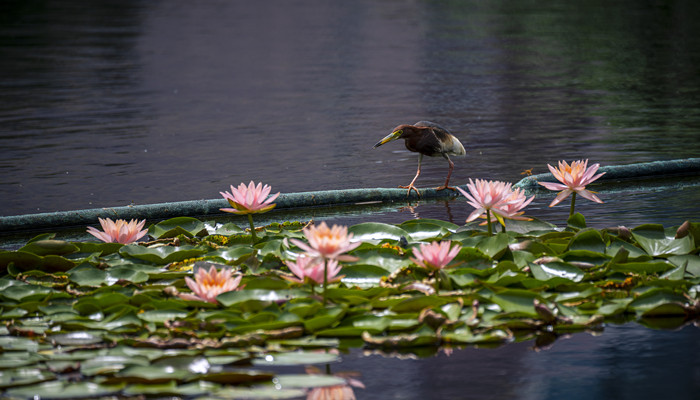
[1, 158, 699, 233]
[0, 187, 446, 232]
[514, 157, 700, 191]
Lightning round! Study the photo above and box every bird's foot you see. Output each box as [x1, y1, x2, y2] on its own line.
[399, 184, 421, 197]
[435, 185, 458, 192]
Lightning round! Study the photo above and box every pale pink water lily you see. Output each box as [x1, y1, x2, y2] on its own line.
[86, 217, 148, 244]
[220, 181, 280, 242]
[285, 255, 343, 285]
[456, 179, 514, 223]
[290, 222, 361, 262]
[538, 159, 605, 206]
[306, 367, 364, 400]
[482, 187, 534, 223]
[220, 181, 280, 215]
[307, 383, 361, 400]
[410, 240, 461, 271]
[178, 265, 242, 304]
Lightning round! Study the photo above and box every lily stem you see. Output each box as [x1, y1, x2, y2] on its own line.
[247, 214, 257, 243]
[322, 258, 328, 306]
[569, 192, 577, 218]
[486, 209, 493, 236]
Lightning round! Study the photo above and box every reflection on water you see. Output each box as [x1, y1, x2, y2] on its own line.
[1, 0, 699, 220]
[337, 323, 700, 400]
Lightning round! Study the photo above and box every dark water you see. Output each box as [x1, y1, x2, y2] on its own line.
[2, 1, 700, 398]
[337, 323, 700, 400]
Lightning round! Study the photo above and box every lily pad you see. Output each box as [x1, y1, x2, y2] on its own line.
[148, 217, 207, 239]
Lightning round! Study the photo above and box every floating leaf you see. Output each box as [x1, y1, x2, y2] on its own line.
[530, 262, 585, 283]
[253, 351, 339, 366]
[476, 233, 512, 259]
[217, 289, 307, 308]
[214, 386, 306, 399]
[0, 367, 55, 389]
[51, 331, 104, 346]
[627, 288, 688, 316]
[120, 244, 207, 264]
[148, 217, 207, 239]
[399, 220, 454, 240]
[489, 289, 542, 318]
[567, 229, 606, 253]
[19, 240, 79, 256]
[349, 223, 410, 242]
[567, 213, 587, 230]
[4, 381, 124, 399]
[303, 306, 347, 332]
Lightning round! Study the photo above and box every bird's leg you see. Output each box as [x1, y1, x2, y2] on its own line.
[399, 154, 422, 197]
[435, 155, 457, 191]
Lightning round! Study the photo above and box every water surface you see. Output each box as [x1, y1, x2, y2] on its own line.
[1, 0, 699, 224]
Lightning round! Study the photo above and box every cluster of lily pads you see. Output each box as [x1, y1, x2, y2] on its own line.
[1, 211, 699, 399]
[1, 160, 698, 399]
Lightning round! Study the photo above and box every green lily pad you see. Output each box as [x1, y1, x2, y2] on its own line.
[530, 262, 585, 283]
[0, 367, 55, 389]
[214, 386, 307, 399]
[4, 381, 124, 399]
[632, 224, 695, 256]
[349, 222, 410, 242]
[476, 233, 512, 259]
[217, 289, 307, 308]
[148, 217, 207, 239]
[253, 351, 339, 366]
[567, 229, 606, 253]
[119, 244, 207, 264]
[18, 240, 79, 256]
[399, 220, 454, 240]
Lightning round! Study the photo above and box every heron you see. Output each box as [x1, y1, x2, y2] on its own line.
[373, 121, 465, 196]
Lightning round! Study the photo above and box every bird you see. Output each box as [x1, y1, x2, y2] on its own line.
[373, 121, 466, 196]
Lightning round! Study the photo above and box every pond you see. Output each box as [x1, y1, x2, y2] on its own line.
[1, 1, 700, 399]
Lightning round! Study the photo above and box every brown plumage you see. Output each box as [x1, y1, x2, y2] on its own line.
[373, 121, 466, 196]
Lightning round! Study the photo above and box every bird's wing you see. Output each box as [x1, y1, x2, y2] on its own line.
[415, 122, 465, 156]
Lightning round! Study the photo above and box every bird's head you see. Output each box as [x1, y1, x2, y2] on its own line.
[373, 124, 422, 148]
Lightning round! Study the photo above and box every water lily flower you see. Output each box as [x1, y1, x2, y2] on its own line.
[289, 222, 360, 304]
[285, 255, 343, 286]
[220, 181, 280, 242]
[220, 181, 280, 215]
[410, 240, 461, 271]
[290, 222, 361, 262]
[307, 383, 362, 400]
[306, 367, 364, 400]
[538, 159, 605, 216]
[86, 217, 148, 244]
[456, 179, 515, 235]
[483, 187, 534, 224]
[178, 265, 242, 304]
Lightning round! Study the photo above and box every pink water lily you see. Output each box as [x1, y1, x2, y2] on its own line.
[485, 187, 534, 222]
[411, 240, 461, 271]
[220, 181, 280, 215]
[220, 181, 280, 242]
[290, 222, 361, 262]
[306, 367, 364, 400]
[285, 255, 343, 285]
[86, 217, 148, 244]
[178, 265, 242, 304]
[538, 159, 605, 207]
[456, 179, 514, 223]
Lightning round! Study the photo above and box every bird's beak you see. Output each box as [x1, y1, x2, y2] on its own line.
[373, 130, 403, 148]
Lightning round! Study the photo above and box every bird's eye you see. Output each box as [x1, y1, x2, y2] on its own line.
[397, 130, 403, 134]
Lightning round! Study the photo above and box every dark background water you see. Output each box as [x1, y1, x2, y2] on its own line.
[2, 1, 700, 399]
[1, 0, 699, 227]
